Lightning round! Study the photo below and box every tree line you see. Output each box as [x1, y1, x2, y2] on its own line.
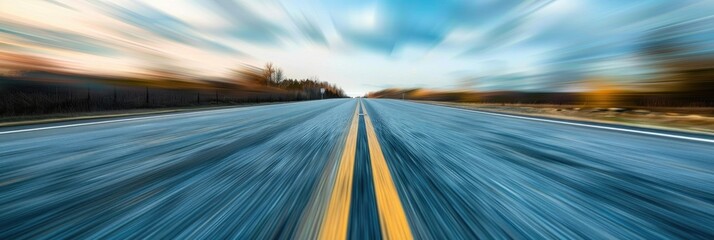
[254, 62, 345, 98]
[0, 62, 347, 118]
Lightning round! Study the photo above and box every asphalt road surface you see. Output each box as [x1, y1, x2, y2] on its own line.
[1, 99, 713, 239]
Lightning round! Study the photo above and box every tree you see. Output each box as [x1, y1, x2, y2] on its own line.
[275, 68, 284, 83]
[263, 62, 275, 86]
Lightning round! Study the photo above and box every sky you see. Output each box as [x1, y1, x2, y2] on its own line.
[1, 0, 713, 96]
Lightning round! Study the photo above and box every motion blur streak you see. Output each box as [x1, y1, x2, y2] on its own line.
[0, 99, 355, 239]
[364, 99, 714, 239]
[1, 99, 714, 239]
[3, 1, 713, 95]
[362, 101, 414, 240]
[444, 107, 714, 144]
[318, 101, 359, 240]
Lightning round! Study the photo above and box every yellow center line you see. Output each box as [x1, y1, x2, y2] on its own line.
[318, 100, 360, 240]
[361, 100, 414, 240]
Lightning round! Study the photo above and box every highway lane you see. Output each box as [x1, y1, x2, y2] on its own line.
[0, 99, 357, 239]
[1, 98, 713, 239]
[364, 99, 714, 239]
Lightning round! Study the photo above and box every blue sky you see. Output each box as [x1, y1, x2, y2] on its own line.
[1, 0, 713, 96]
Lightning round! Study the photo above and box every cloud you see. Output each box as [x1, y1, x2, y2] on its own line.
[1, 0, 713, 93]
[92, 1, 243, 55]
[288, 12, 329, 46]
[206, 0, 288, 45]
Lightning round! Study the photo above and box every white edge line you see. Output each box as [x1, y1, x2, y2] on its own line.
[0, 101, 311, 135]
[428, 103, 714, 144]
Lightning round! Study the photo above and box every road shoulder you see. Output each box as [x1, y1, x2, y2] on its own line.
[414, 100, 714, 141]
[0, 102, 301, 128]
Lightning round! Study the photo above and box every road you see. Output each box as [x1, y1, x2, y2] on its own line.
[1, 99, 713, 239]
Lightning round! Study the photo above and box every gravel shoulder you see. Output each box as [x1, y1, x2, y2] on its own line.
[419, 101, 714, 135]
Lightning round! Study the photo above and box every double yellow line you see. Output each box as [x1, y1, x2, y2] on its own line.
[318, 99, 413, 240]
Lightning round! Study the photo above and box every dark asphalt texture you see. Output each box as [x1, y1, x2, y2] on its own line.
[1, 98, 713, 239]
